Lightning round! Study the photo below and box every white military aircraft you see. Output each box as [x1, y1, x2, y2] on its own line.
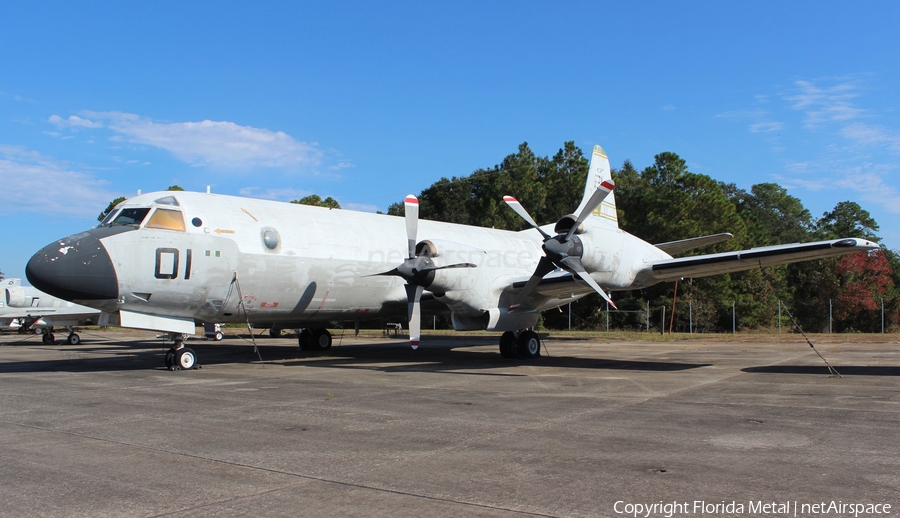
[0, 278, 101, 344]
[25, 145, 878, 369]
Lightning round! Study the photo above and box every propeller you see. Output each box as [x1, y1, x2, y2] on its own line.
[503, 180, 617, 311]
[373, 195, 475, 349]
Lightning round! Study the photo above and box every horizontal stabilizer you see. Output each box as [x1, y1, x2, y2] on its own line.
[655, 233, 734, 256]
[638, 238, 879, 283]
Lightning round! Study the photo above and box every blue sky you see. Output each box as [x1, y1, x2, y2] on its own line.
[2, 1, 899, 281]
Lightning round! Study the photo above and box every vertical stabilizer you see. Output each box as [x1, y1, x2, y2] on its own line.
[574, 145, 618, 227]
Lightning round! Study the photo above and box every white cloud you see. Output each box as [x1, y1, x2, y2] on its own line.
[785, 79, 864, 128]
[750, 121, 783, 133]
[77, 111, 324, 170]
[48, 114, 103, 128]
[0, 145, 120, 218]
[840, 122, 900, 154]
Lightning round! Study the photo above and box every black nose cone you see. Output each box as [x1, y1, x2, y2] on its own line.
[26, 231, 119, 301]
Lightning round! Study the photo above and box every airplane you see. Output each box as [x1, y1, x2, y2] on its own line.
[24, 145, 879, 370]
[0, 278, 101, 344]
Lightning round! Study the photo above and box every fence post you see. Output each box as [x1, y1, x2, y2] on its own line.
[882, 298, 885, 334]
[568, 302, 571, 331]
[661, 306, 665, 336]
[646, 300, 650, 332]
[732, 301, 735, 335]
[829, 299, 832, 334]
[689, 300, 693, 334]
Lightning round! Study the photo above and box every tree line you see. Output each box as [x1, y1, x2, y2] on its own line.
[386, 142, 899, 333]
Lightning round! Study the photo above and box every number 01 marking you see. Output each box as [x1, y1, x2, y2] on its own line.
[155, 248, 192, 280]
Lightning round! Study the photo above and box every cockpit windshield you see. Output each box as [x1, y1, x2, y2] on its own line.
[108, 208, 152, 227]
[99, 209, 120, 226]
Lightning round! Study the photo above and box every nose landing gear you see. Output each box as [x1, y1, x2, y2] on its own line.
[163, 334, 199, 371]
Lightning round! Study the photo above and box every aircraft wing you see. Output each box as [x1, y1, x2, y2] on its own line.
[637, 238, 880, 284]
[654, 233, 733, 256]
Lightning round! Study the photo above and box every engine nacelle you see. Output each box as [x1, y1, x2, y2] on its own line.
[5, 287, 34, 308]
[485, 307, 539, 332]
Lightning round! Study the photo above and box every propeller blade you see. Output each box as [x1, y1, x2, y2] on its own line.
[566, 180, 615, 241]
[404, 195, 419, 259]
[559, 256, 617, 309]
[405, 283, 424, 349]
[503, 196, 551, 239]
[509, 256, 556, 311]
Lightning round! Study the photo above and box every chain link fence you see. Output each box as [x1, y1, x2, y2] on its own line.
[547, 298, 899, 334]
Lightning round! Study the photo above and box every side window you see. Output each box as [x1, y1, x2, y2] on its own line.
[146, 208, 186, 231]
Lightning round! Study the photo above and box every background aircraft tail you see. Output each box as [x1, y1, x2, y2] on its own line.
[574, 145, 618, 228]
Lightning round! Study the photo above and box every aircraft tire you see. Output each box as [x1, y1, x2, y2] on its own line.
[311, 329, 332, 351]
[215, 331, 224, 341]
[176, 348, 197, 370]
[499, 331, 518, 358]
[517, 330, 541, 359]
[42, 333, 55, 345]
[67, 333, 80, 346]
[270, 327, 281, 338]
[298, 329, 311, 349]
[164, 348, 176, 368]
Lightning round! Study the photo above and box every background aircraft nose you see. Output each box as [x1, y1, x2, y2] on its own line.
[26, 231, 119, 301]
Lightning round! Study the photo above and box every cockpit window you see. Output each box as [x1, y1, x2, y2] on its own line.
[154, 196, 180, 207]
[99, 209, 120, 226]
[110, 208, 152, 227]
[145, 208, 186, 231]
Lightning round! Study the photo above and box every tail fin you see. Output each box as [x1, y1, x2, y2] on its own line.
[574, 145, 618, 227]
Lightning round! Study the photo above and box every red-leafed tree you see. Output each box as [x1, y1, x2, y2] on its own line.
[834, 250, 896, 331]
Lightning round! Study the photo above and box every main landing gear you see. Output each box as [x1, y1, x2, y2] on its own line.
[498, 330, 542, 359]
[297, 328, 332, 351]
[164, 334, 198, 371]
[37, 326, 81, 346]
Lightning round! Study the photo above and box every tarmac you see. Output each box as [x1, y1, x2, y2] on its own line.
[0, 330, 898, 517]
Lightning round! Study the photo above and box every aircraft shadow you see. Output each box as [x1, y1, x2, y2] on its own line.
[263, 340, 710, 375]
[742, 365, 900, 376]
[0, 337, 709, 374]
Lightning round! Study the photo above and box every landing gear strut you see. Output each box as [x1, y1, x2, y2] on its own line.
[298, 328, 332, 351]
[498, 330, 542, 359]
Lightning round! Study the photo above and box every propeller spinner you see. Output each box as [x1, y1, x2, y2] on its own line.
[503, 180, 617, 311]
[374, 195, 475, 349]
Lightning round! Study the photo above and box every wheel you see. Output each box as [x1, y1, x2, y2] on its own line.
[42, 332, 55, 345]
[67, 333, 80, 345]
[215, 331, 224, 341]
[298, 329, 311, 349]
[270, 327, 281, 338]
[175, 348, 197, 370]
[499, 331, 518, 358]
[517, 330, 541, 358]
[164, 348, 177, 368]
[311, 328, 332, 350]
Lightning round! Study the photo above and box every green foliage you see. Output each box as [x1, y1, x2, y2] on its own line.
[816, 201, 880, 242]
[291, 195, 341, 209]
[97, 196, 127, 222]
[167, 185, 185, 191]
